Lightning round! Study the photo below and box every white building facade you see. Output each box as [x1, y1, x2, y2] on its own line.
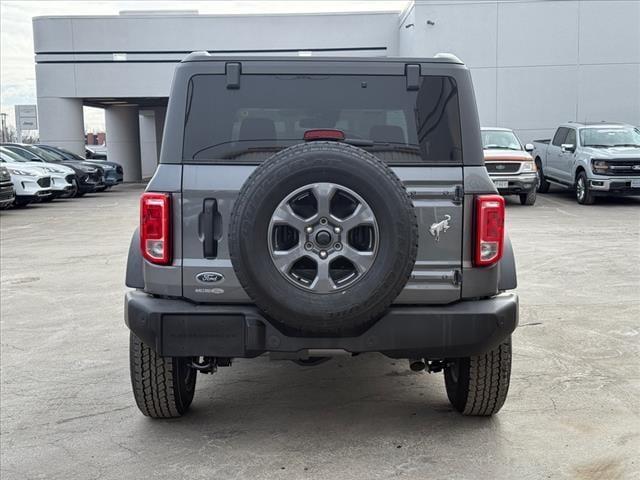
[33, 0, 640, 181]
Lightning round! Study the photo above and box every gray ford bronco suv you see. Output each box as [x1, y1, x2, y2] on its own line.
[125, 53, 518, 418]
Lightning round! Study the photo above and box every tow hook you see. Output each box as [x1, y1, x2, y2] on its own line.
[427, 359, 447, 373]
[191, 357, 232, 374]
[409, 358, 447, 373]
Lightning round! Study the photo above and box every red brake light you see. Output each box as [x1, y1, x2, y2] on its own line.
[140, 192, 171, 265]
[474, 194, 505, 267]
[303, 129, 345, 142]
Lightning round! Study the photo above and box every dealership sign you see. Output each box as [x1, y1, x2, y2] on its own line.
[15, 104, 38, 130]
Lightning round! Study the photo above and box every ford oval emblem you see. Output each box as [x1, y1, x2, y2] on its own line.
[196, 272, 224, 284]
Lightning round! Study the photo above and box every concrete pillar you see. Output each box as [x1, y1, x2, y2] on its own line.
[153, 106, 167, 158]
[139, 110, 158, 180]
[37, 97, 85, 157]
[105, 106, 141, 182]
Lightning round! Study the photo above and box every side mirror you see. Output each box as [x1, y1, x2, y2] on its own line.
[561, 143, 575, 153]
[524, 143, 534, 152]
[30, 157, 43, 162]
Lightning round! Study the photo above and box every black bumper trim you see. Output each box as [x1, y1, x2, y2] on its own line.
[125, 291, 518, 359]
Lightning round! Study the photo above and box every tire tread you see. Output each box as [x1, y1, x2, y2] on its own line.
[462, 340, 511, 415]
[129, 333, 192, 418]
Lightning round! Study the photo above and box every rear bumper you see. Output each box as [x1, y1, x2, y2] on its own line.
[125, 291, 518, 359]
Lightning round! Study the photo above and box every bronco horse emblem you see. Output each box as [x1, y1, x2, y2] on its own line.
[429, 214, 451, 242]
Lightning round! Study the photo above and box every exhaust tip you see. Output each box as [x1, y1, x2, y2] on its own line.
[409, 358, 426, 372]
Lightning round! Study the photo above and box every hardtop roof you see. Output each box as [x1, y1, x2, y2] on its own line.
[181, 52, 464, 65]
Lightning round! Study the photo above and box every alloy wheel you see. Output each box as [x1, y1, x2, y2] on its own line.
[267, 182, 379, 293]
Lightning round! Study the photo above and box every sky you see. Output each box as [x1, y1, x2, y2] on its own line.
[0, 0, 409, 132]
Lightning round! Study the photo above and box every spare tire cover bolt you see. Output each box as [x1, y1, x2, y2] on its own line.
[319, 250, 328, 259]
[305, 226, 313, 234]
[334, 226, 341, 234]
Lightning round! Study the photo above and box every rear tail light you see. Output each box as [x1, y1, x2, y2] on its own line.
[140, 192, 171, 265]
[474, 195, 505, 267]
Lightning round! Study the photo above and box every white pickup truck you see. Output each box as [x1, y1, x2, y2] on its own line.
[531, 122, 640, 204]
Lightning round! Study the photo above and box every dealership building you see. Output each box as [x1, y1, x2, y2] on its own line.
[33, 0, 640, 181]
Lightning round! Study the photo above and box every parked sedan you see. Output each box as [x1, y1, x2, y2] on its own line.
[1, 144, 103, 197]
[0, 151, 54, 206]
[481, 127, 538, 205]
[0, 165, 16, 208]
[37, 144, 123, 188]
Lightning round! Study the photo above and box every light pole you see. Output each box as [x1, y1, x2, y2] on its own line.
[0, 112, 6, 142]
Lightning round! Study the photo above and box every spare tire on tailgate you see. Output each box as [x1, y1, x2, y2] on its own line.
[229, 142, 418, 335]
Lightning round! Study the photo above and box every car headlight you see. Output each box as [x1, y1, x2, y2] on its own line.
[521, 161, 536, 172]
[592, 159, 609, 174]
[80, 166, 97, 173]
[9, 168, 36, 176]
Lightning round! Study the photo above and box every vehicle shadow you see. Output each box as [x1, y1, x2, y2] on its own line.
[132, 353, 503, 445]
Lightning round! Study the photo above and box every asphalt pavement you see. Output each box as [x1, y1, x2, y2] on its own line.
[1, 185, 638, 479]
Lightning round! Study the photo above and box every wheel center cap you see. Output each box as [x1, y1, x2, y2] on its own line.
[315, 230, 332, 246]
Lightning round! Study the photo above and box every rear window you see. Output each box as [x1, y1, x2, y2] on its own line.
[183, 74, 462, 164]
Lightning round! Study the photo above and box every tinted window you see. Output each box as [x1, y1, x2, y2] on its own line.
[552, 128, 568, 146]
[565, 128, 576, 146]
[183, 74, 462, 164]
[36, 146, 66, 161]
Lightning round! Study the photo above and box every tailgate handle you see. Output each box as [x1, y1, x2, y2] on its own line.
[202, 199, 222, 258]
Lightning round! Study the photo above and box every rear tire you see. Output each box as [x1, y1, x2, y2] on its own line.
[129, 333, 197, 418]
[519, 189, 536, 206]
[536, 160, 550, 193]
[444, 337, 512, 416]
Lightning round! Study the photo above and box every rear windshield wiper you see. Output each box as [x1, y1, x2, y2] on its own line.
[222, 146, 285, 159]
[195, 139, 420, 160]
[344, 139, 420, 153]
[612, 144, 640, 147]
[584, 144, 611, 148]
